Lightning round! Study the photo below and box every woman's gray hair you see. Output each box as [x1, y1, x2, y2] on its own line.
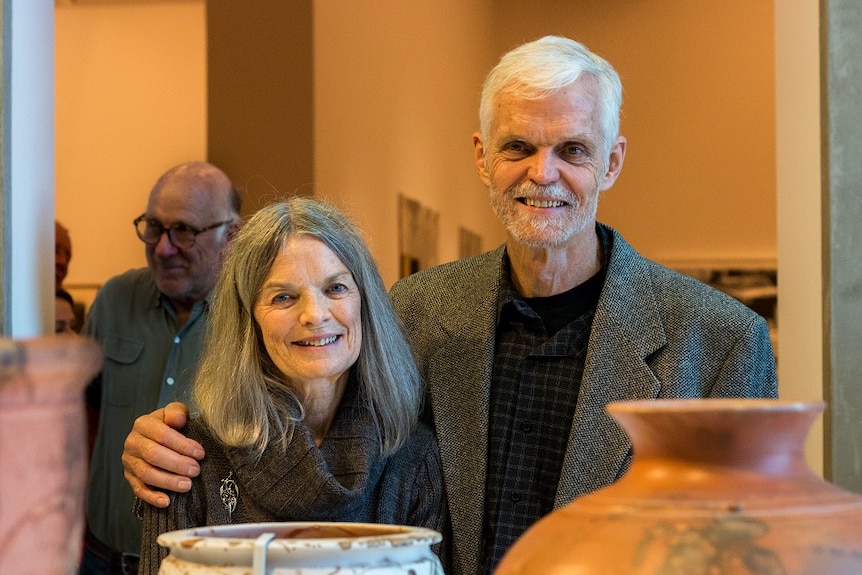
[193, 197, 423, 459]
[479, 35, 623, 159]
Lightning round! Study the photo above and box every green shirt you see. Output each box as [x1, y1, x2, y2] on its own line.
[83, 268, 209, 554]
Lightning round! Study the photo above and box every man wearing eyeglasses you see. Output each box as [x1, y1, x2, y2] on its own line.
[79, 161, 241, 575]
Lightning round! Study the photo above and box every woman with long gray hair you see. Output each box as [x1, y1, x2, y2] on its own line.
[139, 197, 447, 573]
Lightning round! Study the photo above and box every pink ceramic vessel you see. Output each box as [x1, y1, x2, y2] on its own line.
[0, 336, 103, 575]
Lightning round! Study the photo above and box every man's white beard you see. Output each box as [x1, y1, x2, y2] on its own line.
[489, 180, 600, 248]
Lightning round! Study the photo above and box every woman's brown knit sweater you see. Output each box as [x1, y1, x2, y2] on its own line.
[139, 386, 448, 574]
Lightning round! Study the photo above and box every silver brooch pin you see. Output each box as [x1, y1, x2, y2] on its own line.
[220, 471, 239, 519]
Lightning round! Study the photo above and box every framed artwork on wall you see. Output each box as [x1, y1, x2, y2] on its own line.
[398, 195, 439, 279]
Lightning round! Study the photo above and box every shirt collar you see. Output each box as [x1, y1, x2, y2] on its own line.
[155, 287, 212, 322]
[496, 223, 613, 319]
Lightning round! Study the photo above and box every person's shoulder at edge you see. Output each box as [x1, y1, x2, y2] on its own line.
[601, 223, 778, 398]
[89, 268, 157, 304]
[602, 223, 766, 323]
[84, 268, 159, 332]
[91, 267, 152, 296]
[390, 245, 506, 301]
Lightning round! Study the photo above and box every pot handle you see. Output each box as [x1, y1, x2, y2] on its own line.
[253, 532, 276, 575]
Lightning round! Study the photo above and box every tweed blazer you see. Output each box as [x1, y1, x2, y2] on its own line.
[388, 224, 778, 575]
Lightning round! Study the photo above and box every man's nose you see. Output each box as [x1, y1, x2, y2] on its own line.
[528, 149, 561, 185]
[152, 229, 179, 257]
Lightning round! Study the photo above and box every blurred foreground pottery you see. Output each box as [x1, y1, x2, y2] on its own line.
[156, 521, 443, 574]
[496, 399, 862, 574]
[0, 336, 103, 575]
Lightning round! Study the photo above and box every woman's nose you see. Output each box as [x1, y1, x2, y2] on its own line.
[297, 293, 331, 325]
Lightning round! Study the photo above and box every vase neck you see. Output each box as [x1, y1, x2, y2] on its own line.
[608, 400, 823, 477]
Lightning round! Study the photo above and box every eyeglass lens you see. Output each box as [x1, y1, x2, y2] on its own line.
[135, 219, 197, 249]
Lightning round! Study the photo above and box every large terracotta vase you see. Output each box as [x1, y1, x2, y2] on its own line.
[157, 521, 444, 575]
[495, 399, 862, 575]
[0, 336, 103, 575]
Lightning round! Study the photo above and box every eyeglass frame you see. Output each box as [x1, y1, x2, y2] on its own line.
[133, 214, 232, 250]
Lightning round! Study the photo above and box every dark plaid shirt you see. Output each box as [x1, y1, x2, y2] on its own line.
[482, 229, 609, 573]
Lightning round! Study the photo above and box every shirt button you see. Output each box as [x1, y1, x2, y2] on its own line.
[166, 377, 175, 386]
[174, 336, 181, 344]
[510, 493, 521, 503]
[520, 422, 533, 433]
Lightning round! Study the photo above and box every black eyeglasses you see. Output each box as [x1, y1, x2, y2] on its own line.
[133, 215, 231, 250]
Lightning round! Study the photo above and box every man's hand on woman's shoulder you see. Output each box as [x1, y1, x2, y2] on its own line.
[122, 401, 205, 508]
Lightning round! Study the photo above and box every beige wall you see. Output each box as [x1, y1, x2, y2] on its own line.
[207, 0, 314, 216]
[54, 1, 206, 307]
[313, 1, 504, 285]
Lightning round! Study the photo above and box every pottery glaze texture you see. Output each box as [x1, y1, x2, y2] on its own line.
[495, 399, 862, 575]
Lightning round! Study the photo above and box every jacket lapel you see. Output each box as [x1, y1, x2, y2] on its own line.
[427, 248, 503, 575]
[555, 228, 667, 506]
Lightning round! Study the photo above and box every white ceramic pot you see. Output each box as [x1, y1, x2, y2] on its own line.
[157, 521, 444, 575]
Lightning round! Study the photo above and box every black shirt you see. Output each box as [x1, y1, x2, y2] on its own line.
[482, 227, 610, 573]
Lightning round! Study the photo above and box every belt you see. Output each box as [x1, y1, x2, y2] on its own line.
[84, 529, 139, 575]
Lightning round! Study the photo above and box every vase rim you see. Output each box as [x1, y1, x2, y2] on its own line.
[607, 398, 825, 414]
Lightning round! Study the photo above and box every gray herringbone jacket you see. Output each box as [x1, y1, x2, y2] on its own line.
[388, 223, 778, 575]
